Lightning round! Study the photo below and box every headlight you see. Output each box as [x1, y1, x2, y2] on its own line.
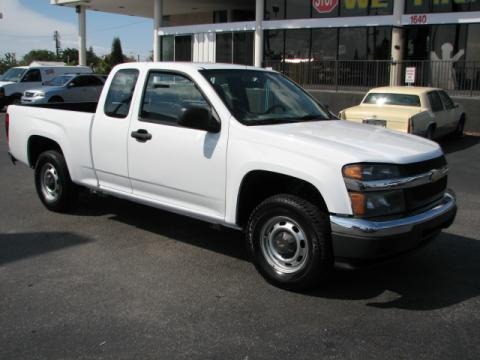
[342, 163, 400, 181]
[34, 92, 46, 97]
[343, 163, 405, 218]
[349, 190, 405, 218]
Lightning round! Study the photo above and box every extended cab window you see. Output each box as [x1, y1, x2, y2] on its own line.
[104, 69, 139, 118]
[140, 72, 208, 123]
[427, 91, 444, 112]
[22, 69, 42, 82]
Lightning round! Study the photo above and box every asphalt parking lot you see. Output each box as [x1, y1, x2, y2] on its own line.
[0, 112, 479, 359]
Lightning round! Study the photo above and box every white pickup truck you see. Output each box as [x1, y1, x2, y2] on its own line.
[6, 63, 457, 289]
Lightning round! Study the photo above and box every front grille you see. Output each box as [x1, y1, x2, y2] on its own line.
[401, 156, 447, 176]
[24, 92, 35, 98]
[401, 156, 448, 212]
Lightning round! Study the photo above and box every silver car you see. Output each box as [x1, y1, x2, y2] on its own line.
[21, 74, 105, 104]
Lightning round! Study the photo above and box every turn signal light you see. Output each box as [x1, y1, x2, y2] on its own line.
[349, 192, 366, 216]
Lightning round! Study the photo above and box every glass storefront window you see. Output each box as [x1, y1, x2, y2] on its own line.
[466, 24, 480, 61]
[161, 35, 174, 61]
[264, 29, 285, 61]
[285, 0, 311, 19]
[175, 35, 192, 61]
[431, 25, 467, 61]
[265, 0, 286, 19]
[367, 27, 391, 60]
[216, 32, 254, 65]
[233, 32, 254, 65]
[405, 0, 480, 14]
[311, 28, 338, 60]
[285, 29, 311, 60]
[338, 27, 367, 59]
[216, 33, 233, 63]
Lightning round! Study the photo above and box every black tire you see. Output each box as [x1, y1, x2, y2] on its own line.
[34, 150, 78, 212]
[48, 96, 64, 103]
[453, 115, 465, 138]
[246, 194, 333, 290]
[10, 94, 22, 105]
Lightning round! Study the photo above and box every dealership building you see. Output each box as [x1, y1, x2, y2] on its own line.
[51, 0, 480, 120]
[51, 0, 480, 66]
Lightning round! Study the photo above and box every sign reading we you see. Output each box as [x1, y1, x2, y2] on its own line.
[312, 0, 392, 14]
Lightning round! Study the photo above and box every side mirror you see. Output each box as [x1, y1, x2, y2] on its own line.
[178, 106, 220, 133]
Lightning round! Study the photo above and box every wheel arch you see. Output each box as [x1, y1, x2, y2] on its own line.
[235, 170, 329, 228]
[27, 135, 64, 168]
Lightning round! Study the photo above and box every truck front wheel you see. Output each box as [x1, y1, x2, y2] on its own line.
[35, 150, 78, 212]
[246, 194, 333, 290]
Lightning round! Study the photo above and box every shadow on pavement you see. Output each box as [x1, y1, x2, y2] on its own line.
[0, 232, 91, 266]
[306, 232, 480, 310]
[72, 192, 480, 310]
[72, 192, 248, 261]
[439, 134, 479, 154]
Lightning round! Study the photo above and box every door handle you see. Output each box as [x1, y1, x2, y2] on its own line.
[131, 129, 152, 142]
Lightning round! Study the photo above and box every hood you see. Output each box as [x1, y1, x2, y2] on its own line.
[0, 81, 15, 87]
[25, 85, 65, 94]
[251, 120, 442, 165]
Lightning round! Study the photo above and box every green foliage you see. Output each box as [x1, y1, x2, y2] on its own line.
[110, 37, 125, 67]
[22, 49, 58, 64]
[0, 53, 19, 74]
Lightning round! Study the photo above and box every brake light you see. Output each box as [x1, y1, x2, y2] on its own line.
[5, 113, 9, 143]
[407, 117, 413, 133]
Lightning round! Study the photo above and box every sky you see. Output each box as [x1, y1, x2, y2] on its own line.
[0, 0, 154, 61]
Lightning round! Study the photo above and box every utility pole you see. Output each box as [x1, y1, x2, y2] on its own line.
[53, 30, 61, 59]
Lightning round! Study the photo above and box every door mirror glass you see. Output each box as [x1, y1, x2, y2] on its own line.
[178, 106, 220, 133]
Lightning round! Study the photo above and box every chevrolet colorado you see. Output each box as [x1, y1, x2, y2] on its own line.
[6, 63, 457, 289]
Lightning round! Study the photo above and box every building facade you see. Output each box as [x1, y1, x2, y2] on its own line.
[51, 0, 480, 90]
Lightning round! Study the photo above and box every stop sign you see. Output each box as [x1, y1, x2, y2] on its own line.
[312, 0, 339, 13]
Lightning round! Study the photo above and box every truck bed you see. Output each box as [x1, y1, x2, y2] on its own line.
[21, 101, 98, 113]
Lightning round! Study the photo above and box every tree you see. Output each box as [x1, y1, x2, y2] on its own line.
[61, 48, 79, 65]
[0, 53, 19, 74]
[22, 50, 57, 64]
[110, 37, 125, 67]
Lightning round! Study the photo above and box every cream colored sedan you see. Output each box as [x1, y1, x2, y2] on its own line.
[339, 86, 466, 139]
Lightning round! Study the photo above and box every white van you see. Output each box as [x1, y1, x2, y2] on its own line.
[0, 62, 92, 108]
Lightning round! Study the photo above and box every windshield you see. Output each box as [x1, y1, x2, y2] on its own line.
[45, 75, 74, 86]
[363, 93, 421, 107]
[200, 69, 331, 125]
[0, 68, 27, 82]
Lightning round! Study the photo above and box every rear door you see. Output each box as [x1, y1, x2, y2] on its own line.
[91, 68, 140, 193]
[437, 90, 459, 133]
[427, 91, 448, 135]
[127, 70, 227, 219]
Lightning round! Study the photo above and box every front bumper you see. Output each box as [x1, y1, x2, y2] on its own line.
[330, 190, 456, 263]
[21, 96, 47, 104]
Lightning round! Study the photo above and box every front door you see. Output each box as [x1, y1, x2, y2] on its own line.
[127, 71, 227, 220]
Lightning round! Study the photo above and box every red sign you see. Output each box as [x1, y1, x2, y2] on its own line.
[312, 0, 339, 14]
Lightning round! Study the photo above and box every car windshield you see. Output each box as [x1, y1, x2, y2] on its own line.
[363, 93, 421, 107]
[45, 75, 75, 86]
[200, 69, 331, 125]
[0, 68, 27, 82]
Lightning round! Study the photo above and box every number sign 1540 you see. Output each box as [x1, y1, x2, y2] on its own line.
[410, 15, 427, 24]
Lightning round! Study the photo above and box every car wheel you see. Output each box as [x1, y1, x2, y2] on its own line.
[11, 94, 22, 105]
[35, 150, 78, 212]
[453, 115, 465, 138]
[48, 96, 64, 103]
[246, 194, 333, 290]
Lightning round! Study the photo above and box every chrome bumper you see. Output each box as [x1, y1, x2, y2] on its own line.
[330, 190, 456, 261]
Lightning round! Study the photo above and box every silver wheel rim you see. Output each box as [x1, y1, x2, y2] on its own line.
[40, 163, 61, 202]
[260, 216, 309, 274]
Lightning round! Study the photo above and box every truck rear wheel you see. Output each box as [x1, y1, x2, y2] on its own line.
[246, 194, 333, 290]
[34, 150, 78, 212]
